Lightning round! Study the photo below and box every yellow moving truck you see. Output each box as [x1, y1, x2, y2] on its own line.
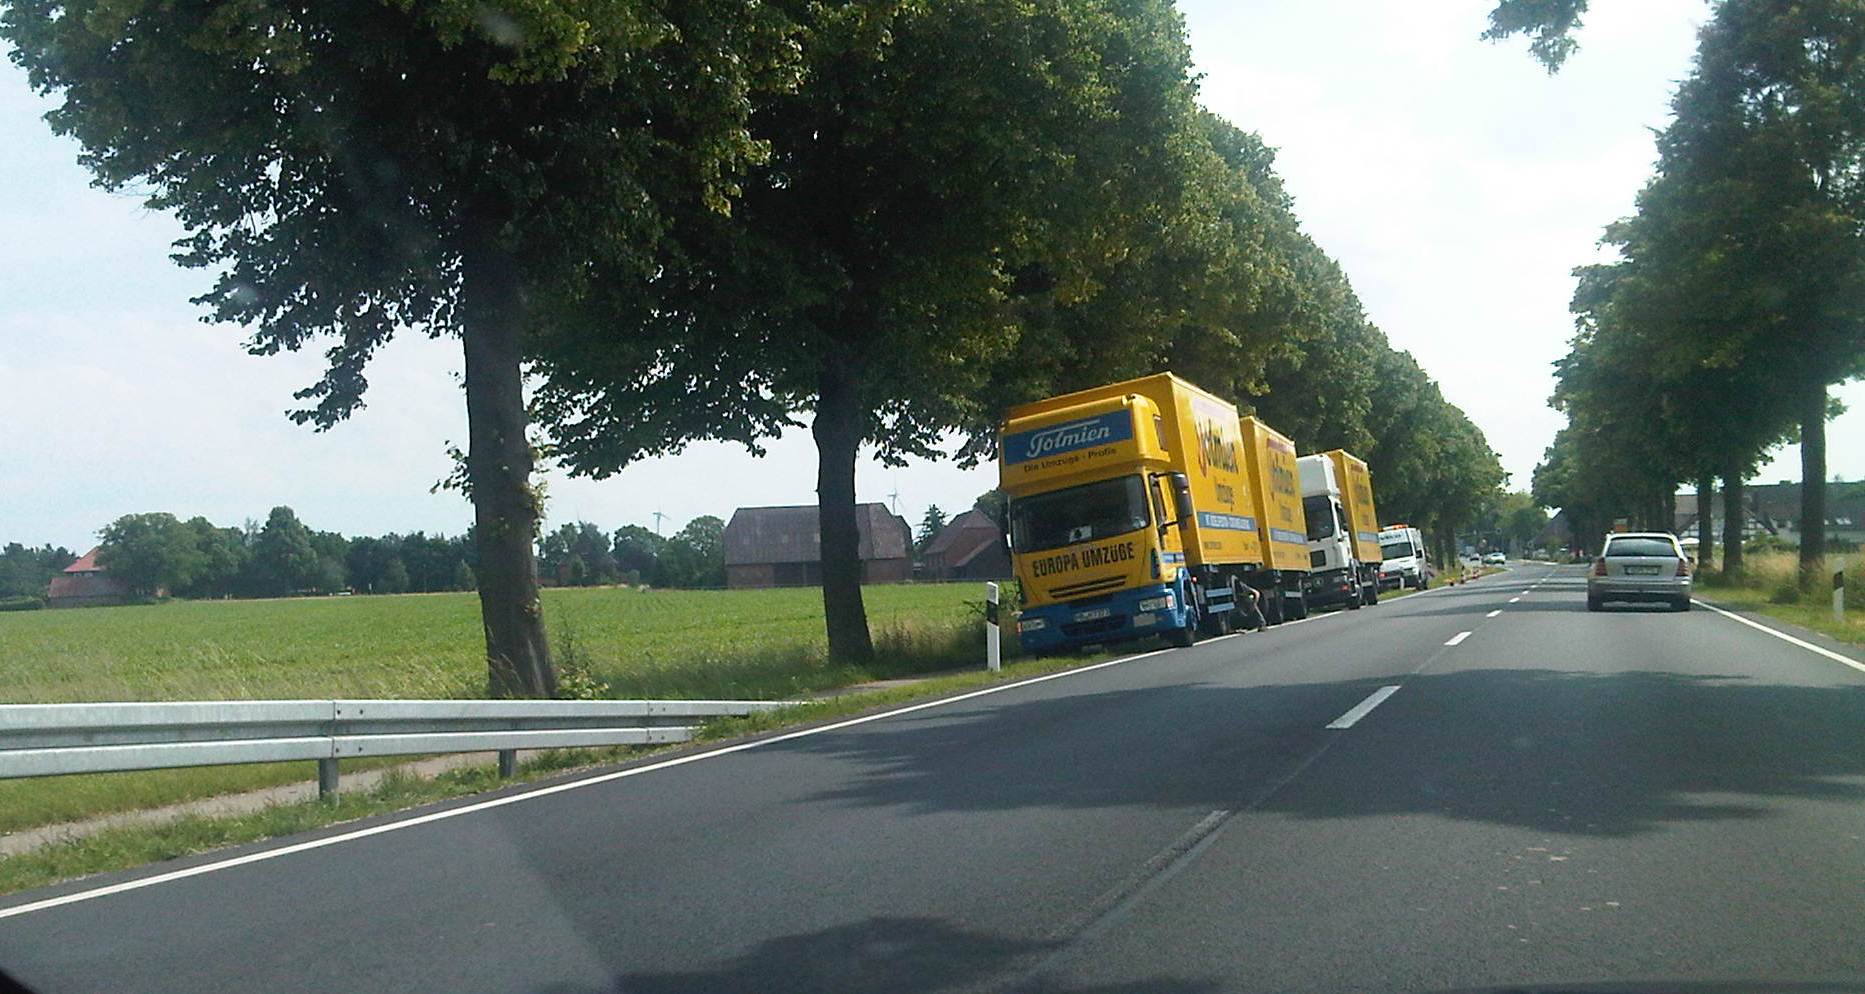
[999, 373, 1271, 652]
[1238, 416, 1314, 624]
[1297, 449, 1384, 609]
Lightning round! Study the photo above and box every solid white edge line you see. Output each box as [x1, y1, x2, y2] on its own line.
[1444, 631, 1472, 646]
[1326, 685, 1401, 729]
[0, 569, 1447, 922]
[1486, 610, 1502, 618]
[2, 642, 1193, 922]
[1692, 599, 1865, 676]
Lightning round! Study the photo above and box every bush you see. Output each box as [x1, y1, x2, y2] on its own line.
[0, 595, 44, 612]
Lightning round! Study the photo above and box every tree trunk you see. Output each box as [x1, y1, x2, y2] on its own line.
[461, 224, 555, 698]
[813, 362, 874, 664]
[1799, 382, 1827, 587]
[1695, 473, 1715, 571]
[1721, 470, 1745, 576]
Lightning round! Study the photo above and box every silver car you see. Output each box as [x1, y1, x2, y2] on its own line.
[1587, 532, 1692, 612]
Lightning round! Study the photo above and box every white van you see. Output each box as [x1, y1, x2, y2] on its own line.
[1377, 525, 1428, 590]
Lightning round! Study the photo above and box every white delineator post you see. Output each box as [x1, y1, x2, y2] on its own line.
[1836, 560, 1847, 625]
[986, 582, 1002, 672]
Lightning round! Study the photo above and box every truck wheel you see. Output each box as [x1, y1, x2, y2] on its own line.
[1168, 611, 1198, 647]
[1346, 590, 1361, 610]
[1263, 590, 1284, 626]
[1365, 580, 1379, 606]
[1291, 593, 1309, 620]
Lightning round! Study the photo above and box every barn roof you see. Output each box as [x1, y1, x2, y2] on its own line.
[723, 504, 911, 566]
[63, 547, 104, 573]
[922, 508, 999, 561]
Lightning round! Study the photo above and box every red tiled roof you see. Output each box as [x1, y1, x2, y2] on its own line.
[64, 547, 104, 573]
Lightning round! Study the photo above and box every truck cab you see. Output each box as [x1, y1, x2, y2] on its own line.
[1297, 452, 1381, 610]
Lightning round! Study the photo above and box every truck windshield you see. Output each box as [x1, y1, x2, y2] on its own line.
[1303, 496, 1335, 541]
[1381, 541, 1415, 560]
[1009, 475, 1150, 554]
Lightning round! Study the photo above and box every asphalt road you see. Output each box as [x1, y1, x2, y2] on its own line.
[5, 564, 1865, 993]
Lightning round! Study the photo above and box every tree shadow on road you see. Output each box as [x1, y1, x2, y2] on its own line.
[781, 667, 1865, 838]
[531, 915, 1218, 994]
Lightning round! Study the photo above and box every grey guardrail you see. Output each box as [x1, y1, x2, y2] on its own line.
[0, 698, 800, 794]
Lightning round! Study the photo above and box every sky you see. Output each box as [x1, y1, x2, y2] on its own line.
[3, 0, 1862, 554]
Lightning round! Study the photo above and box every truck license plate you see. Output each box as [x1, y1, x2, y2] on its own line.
[1075, 608, 1112, 621]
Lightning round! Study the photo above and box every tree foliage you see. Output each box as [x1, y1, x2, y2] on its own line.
[2, 0, 809, 695]
[1536, 0, 1865, 571]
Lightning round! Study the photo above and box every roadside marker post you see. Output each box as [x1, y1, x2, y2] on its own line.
[1836, 560, 1847, 625]
[985, 582, 1002, 672]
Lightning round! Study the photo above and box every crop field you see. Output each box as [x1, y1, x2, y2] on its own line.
[0, 583, 997, 834]
[0, 582, 994, 704]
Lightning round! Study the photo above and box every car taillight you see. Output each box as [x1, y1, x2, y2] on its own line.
[1592, 558, 1607, 577]
[1677, 559, 1690, 577]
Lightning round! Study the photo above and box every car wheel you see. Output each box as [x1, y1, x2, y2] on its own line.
[1673, 596, 1691, 612]
[1587, 595, 1603, 612]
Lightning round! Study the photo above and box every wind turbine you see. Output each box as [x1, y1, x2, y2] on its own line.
[651, 510, 667, 536]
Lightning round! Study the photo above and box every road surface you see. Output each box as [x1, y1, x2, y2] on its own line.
[4, 564, 1864, 993]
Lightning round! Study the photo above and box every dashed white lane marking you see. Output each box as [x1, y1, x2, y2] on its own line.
[1327, 685, 1402, 729]
[1509, 597, 1521, 603]
[1693, 599, 1865, 677]
[1486, 610, 1502, 618]
[1445, 631, 1473, 646]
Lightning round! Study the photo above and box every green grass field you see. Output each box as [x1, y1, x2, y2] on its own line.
[0, 583, 993, 704]
[0, 583, 998, 835]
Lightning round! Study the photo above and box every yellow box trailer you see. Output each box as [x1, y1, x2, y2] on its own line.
[1238, 416, 1314, 623]
[999, 373, 1269, 651]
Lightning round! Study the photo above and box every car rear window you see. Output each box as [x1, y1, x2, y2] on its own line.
[1604, 538, 1677, 558]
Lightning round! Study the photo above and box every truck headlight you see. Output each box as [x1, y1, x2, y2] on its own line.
[1018, 617, 1047, 633]
[1137, 596, 1171, 612]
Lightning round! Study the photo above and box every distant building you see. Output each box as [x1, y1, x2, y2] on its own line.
[723, 504, 913, 588]
[1675, 481, 1865, 547]
[920, 508, 1011, 581]
[46, 547, 134, 608]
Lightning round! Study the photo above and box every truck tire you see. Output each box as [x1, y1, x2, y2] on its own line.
[1365, 579, 1379, 605]
[1263, 589, 1284, 626]
[1291, 593, 1309, 620]
[1346, 589, 1361, 610]
[1168, 610, 1198, 647]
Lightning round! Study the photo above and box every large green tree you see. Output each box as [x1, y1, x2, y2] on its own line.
[536, 0, 1206, 662]
[659, 516, 726, 589]
[97, 513, 203, 597]
[3, 0, 800, 695]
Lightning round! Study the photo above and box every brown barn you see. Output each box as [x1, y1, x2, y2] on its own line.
[46, 547, 134, 608]
[723, 504, 912, 588]
[920, 509, 1011, 581]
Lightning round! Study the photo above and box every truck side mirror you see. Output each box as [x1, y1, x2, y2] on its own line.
[1171, 472, 1194, 525]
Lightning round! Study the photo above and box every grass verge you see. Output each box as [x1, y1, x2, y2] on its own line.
[1694, 550, 1865, 650]
[0, 644, 1129, 899]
